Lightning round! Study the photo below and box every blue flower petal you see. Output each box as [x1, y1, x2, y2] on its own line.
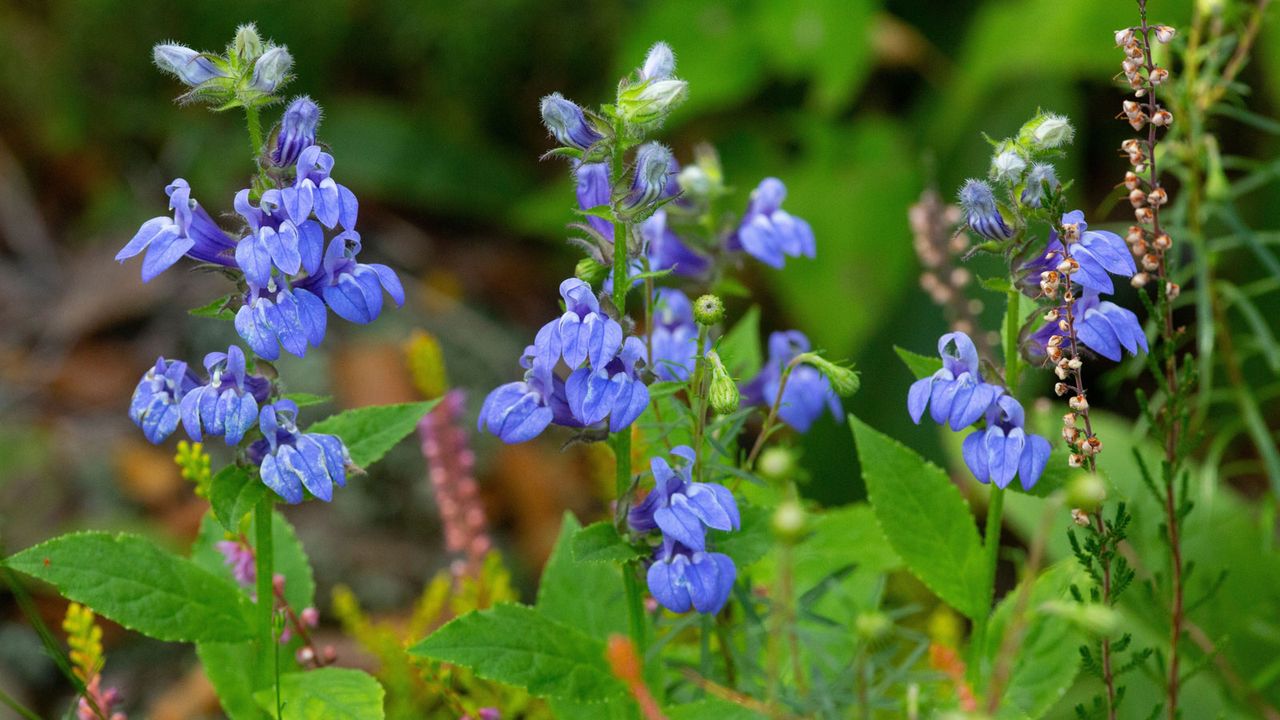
[140, 225, 194, 282]
[647, 557, 692, 613]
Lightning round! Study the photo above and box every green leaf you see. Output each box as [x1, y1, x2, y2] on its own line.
[893, 346, 942, 381]
[210, 465, 268, 533]
[718, 305, 762, 378]
[307, 400, 439, 468]
[713, 502, 771, 569]
[980, 276, 1016, 294]
[409, 603, 625, 703]
[255, 668, 385, 720]
[666, 698, 767, 720]
[987, 562, 1084, 719]
[850, 415, 986, 619]
[571, 522, 646, 564]
[282, 392, 332, 408]
[198, 641, 270, 720]
[538, 513, 627, 638]
[192, 510, 315, 611]
[5, 532, 254, 642]
[189, 293, 238, 321]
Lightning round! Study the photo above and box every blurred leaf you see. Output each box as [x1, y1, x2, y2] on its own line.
[192, 510, 315, 611]
[188, 293, 238, 321]
[209, 465, 268, 533]
[307, 400, 438, 468]
[282, 392, 332, 408]
[666, 697, 767, 720]
[751, 0, 879, 114]
[198, 641, 269, 720]
[255, 668, 385, 720]
[6, 532, 253, 642]
[718, 304, 763, 378]
[713, 502, 771, 569]
[894, 345, 943, 380]
[850, 414, 986, 618]
[571, 522, 647, 564]
[539, 513, 628, 638]
[409, 603, 626, 703]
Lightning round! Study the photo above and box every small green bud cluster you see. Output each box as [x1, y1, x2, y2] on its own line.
[152, 23, 293, 109]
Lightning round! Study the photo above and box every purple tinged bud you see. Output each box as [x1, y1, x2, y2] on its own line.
[273, 97, 321, 167]
[1020, 163, 1059, 208]
[153, 43, 228, 86]
[641, 42, 676, 81]
[958, 179, 1014, 240]
[250, 46, 293, 93]
[540, 93, 603, 151]
[622, 142, 673, 211]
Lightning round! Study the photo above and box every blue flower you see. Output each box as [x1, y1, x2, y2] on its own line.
[649, 288, 698, 382]
[621, 142, 674, 212]
[728, 178, 815, 268]
[959, 179, 1014, 241]
[235, 285, 328, 361]
[541, 278, 624, 370]
[179, 346, 271, 446]
[280, 145, 359, 231]
[1017, 210, 1135, 296]
[741, 331, 841, 433]
[1028, 290, 1148, 362]
[540, 93, 603, 151]
[564, 336, 650, 432]
[640, 42, 676, 81]
[252, 400, 350, 504]
[643, 210, 710, 277]
[233, 188, 324, 287]
[116, 179, 237, 281]
[153, 44, 229, 86]
[961, 395, 1051, 490]
[296, 231, 405, 325]
[272, 97, 320, 168]
[907, 331, 1002, 431]
[478, 340, 574, 444]
[646, 540, 736, 615]
[575, 161, 612, 238]
[627, 446, 739, 550]
[1020, 163, 1059, 209]
[129, 358, 199, 444]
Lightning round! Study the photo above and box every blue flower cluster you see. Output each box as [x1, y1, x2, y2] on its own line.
[908, 332, 1050, 490]
[116, 96, 404, 361]
[479, 279, 650, 443]
[741, 331, 842, 433]
[250, 399, 350, 504]
[725, 178, 816, 269]
[1019, 211, 1146, 362]
[628, 446, 740, 614]
[649, 288, 698, 382]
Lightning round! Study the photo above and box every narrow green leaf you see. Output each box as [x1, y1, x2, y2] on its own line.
[713, 503, 771, 569]
[282, 392, 332, 408]
[255, 668, 385, 720]
[850, 415, 986, 618]
[210, 465, 268, 533]
[571, 522, 646, 564]
[893, 346, 942, 381]
[5, 532, 254, 642]
[718, 305, 762, 378]
[539, 513, 627, 638]
[980, 276, 1016, 294]
[409, 603, 626, 703]
[307, 400, 439, 468]
[189, 293, 238, 320]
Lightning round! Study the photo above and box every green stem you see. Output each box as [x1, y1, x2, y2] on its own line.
[244, 105, 264, 159]
[0, 688, 41, 720]
[254, 497, 278, 718]
[1004, 288, 1022, 392]
[690, 324, 711, 481]
[970, 485, 1005, 682]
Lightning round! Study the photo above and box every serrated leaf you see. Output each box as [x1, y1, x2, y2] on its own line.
[5, 532, 254, 642]
[571, 522, 646, 564]
[189, 293, 238, 320]
[307, 400, 439, 468]
[409, 603, 626, 703]
[988, 562, 1084, 719]
[282, 392, 332, 408]
[539, 513, 627, 638]
[255, 668, 385, 720]
[198, 641, 269, 720]
[718, 305, 762, 378]
[850, 415, 986, 619]
[210, 465, 268, 533]
[713, 502, 770, 569]
[893, 346, 942, 381]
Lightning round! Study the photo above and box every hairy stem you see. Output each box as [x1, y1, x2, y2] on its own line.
[253, 497, 279, 719]
[244, 105, 264, 158]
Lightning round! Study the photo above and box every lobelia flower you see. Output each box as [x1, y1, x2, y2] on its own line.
[478, 347, 573, 443]
[646, 539, 736, 615]
[728, 178, 815, 269]
[129, 358, 200, 444]
[1020, 163, 1059, 209]
[1027, 289, 1148, 362]
[540, 278, 625, 370]
[180, 345, 271, 446]
[249, 46, 292, 93]
[741, 331, 841, 432]
[575, 161, 613, 238]
[907, 331, 1002, 431]
[540, 93, 603, 151]
[153, 43, 228, 86]
[233, 188, 322, 287]
[1016, 210, 1136, 295]
[648, 288, 698, 381]
[235, 283, 328, 360]
[116, 179, 238, 281]
[251, 399, 351, 503]
[282, 145, 359, 231]
[295, 231, 405, 325]
[643, 209, 710, 277]
[272, 96, 320, 168]
[627, 446, 739, 550]
[565, 335, 650, 432]
[961, 395, 1052, 490]
[958, 179, 1015, 241]
[621, 142, 674, 212]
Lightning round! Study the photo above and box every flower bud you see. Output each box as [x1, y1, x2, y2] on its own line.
[1128, 188, 1147, 207]
[693, 294, 725, 326]
[757, 446, 797, 481]
[1069, 394, 1089, 412]
[621, 142, 673, 210]
[272, 96, 320, 167]
[677, 164, 712, 198]
[991, 149, 1027, 183]
[618, 79, 689, 129]
[300, 606, 320, 628]
[1131, 271, 1150, 288]
[771, 499, 807, 543]
[1166, 282, 1181, 299]
[1071, 508, 1091, 526]
[706, 350, 740, 415]
[1069, 453, 1084, 468]
[797, 353, 861, 397]
[1020, 112, 1075, 150]
[1054, 382, 1068, 396]
[540, 93, 604, 151]
[1135, 206, 1155, 224]
[153, 43, 229, 86]
[575, 257, 610, 286]
[1020, 163, 1059, 208]
[250, 46, 293, 93]
[234, 24, 264, 62]
[1155, 25, 1177, 43]
[1115, 28, 1134, 46]
[1126, 225, 1145, 245]
[640, 42, 676, 81]
[958, 179, 1014, 240]
[1150, 67, 1169, 85]
[1152, 108, 1173, 127]
[855, 611, 893, 643]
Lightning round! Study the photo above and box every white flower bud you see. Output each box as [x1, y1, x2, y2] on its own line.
[991, 149, 1028, 183]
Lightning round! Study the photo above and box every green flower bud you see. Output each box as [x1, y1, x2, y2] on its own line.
[706, 350, 739, 415]
[618, 79, 688, 130]
[1042, 601, 1120, 636]
[1066, 472, 1107, 511]
[574, 257, 610, 287]
[1018, 112, 1075, 150]
[234, 23, 264, 63]
[854, 611, 893, 643]
[796, 353, 860, 396]
[757, 446, 797, 482]
[771, 499, 806, 542]
[693, 294, 724, 326]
